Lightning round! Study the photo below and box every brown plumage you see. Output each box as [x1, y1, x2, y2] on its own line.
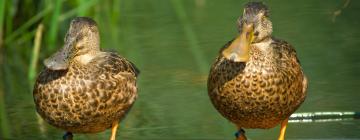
[207, 2, 307, 140]
[33, 17, 139, 140]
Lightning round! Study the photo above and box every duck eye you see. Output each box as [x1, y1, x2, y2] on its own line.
[77, 45, 84, 50]
[254, 31, 259, 36]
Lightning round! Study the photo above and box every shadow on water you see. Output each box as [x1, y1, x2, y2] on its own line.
[1, 0, 360, 139]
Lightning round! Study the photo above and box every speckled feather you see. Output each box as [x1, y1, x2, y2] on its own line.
[33, 52, 139, 133]
[208, 37, 307, 129]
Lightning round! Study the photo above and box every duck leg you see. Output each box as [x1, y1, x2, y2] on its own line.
[62, 132, 73, 140]
[278, 118, 289, 140]
[235, 127, 247, 140]
[110, 120, 119, 140]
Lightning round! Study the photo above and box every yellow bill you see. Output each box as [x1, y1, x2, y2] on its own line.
[222, 23, 254, 62]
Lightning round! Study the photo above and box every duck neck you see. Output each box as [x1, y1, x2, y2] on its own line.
[72, 50, 100, 66]
[248, 37, 273, 64]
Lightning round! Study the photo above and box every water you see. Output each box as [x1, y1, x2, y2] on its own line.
[1, 0, 360, 139]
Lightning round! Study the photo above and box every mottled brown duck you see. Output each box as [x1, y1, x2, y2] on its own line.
[33, 17, 139, 140]
[207, 2, 307, 140]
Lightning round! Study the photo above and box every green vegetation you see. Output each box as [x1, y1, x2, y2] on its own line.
[0, 1, 124, 139]
[28, 24, 44, 84]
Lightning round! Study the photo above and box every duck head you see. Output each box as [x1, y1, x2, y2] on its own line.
[44, 17, 100, 70]
[222, 2, 273, 62]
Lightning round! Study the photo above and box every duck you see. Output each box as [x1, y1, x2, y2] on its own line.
[207, 2, 307, 140]
[33, 17, 139, 140]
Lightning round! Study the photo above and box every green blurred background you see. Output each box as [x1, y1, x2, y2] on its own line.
[1, 0, 360, 139]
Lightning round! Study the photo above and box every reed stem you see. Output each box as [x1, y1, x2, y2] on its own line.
[0, 0, 5, 48]
[0, 0, 10, 133]
[171, 0, 208, 74]
[28, 24, 44, 84]
[47, 0, 63, 50]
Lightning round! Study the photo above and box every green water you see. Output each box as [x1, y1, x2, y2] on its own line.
[1, 0, 360, 139]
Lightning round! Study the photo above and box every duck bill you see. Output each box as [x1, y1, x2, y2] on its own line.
[44, 46, 71, 70]
[222, 23, 254, 62]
